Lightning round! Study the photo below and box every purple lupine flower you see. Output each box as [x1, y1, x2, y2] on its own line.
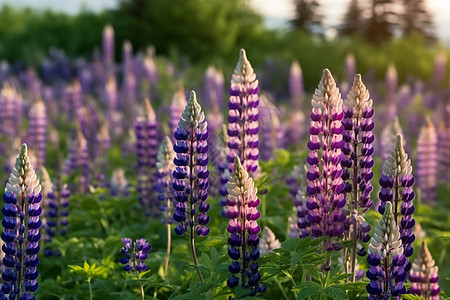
[27, 99, 47, 167]
[380, 116, 405, 160]
[416, 117, 438, 204]
[366, 202, 407, 298]
[120, 238, 152, 273]
[437, 115, 450, 184]
[62, 128, 89, 193]
[226, 156, 265, 297]
[289, 60, 304, 110]
[384, 64, 398, 125]
[259, 94, 282, 161]
[0, 84, 23, 159]
[44, 178, 70, 256]
[102, 24, 114, 68]
[259, 226, 280, 255]
[305, 69, 346, 245]
[64, 80, 82, 121]
[169, 85, 187, 141]
[203, 66, 224, 110]
[156, 136, 175, 223]
[1, 144, 42, 299]
[345, 53, 356, 85]
[105, 76, 118, 119]
[287, 164, 311, 237]
[122, 41, 137, 124]
[409, 241, 440, 299]
[227, 49, 260, 176]
[134, 98, 158, 216]
[172, 90, 210, 237]
[143, 46, 159, 86]
[284, 111, 305, 148]
[156, 136, 176, 276]
[432, 51, 446, 86]
[216, 125, 230, 216]
[341, 74, 375, 279]
[378, 135, 415, 270]
[110, 168, 129, 197]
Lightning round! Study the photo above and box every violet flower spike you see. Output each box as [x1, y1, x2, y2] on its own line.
[1, 144, 42, 300]
[227, 48, 260, 176]
[409, 241, 440, 299]
[305, 69, 346, 243]
[366, 202, 407, 298]
[289, 60, 304, 110]
[378, 135, 415, 271]
[27, 99, 47, 167]
[134, 98, 158, 216]
[226, 156, 265, 297]
[416, 117, 438, 204]
[172, 90, 209, 282]
[341, 74, 375, 281]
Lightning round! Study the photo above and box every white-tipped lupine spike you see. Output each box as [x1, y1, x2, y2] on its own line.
[260, 226, 281, 255]
[312, 69, 342, 110]
[6, 143, 41, 197]
[231, 49, 257, 85]
[178, 90, 206, 130]
[344, 74, 372, 110]
[368, 202, 403, 260]
[136, 98, 156, 122]
[156, 136, 175, 171]
[382, 135, 412, 177]
[227, 156, 257, 198]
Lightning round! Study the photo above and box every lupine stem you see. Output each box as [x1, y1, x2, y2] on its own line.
[164, 200, 171, 277]
[137, 272, 144, 300]
[190, 225, 203, 282]
[87, 277, 93, 300]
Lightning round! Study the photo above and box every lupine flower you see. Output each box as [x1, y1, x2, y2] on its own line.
[227, 49, 260, 176]
[1, 144, 42, 299]
[105, 76, 118, 121]
[156, 136, 175, 223]
[259, 94, 282, 161]
[204, 65, 225, 110]
[120, 238, 152, 273]
[345, 53, 356, 84]
[62, 128, 89, 193]
[226, 156, 265, 297]
[409, 241, 440, 299]
[437, 116, 450, 183]
[366, 202, 407, 298]
[416, 117, 438, 204]
[380, 116, 405, 160]
[122, 41, 136, 124]
[378, 135, 415, 270]
[172, 90, 209, 282]
[172, 90, 210, 237]
[289, 60, 304, 111]
[102, 24, 115, 68]
[44, 178, 70, 256]
[0, 84, 23, 159]
[260, 227, 280, 255]
[287, 164, 311, 237]
[215, 125, 230, 216]
[341, 74, 375, 279]
[142, 46, 159, 86]
[110, 168, 129, 197]
[169, 85, 187, 140]
[64, 80, 82, 121]
[283, 111, 305, 148]
[384, 64, 398, 125]
[27, 99, 47, 167]
[134, 98, 158, 216]
[156, 136, 176, 276]
[432, 51, 446, 85]
[305, 69, 346, 245]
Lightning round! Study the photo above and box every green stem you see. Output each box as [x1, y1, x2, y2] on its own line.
[137, 272, 145, 300]
[164, 198, 172, 278]
[274, 276, 289, 300]
[87, 277, 93, 300]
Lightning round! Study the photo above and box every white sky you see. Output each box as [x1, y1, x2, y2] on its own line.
[0, 0, 449, 44]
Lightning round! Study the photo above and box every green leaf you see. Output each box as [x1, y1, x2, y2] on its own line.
[401, 295, 425, 300]
[322, 286, 345, 299]
[295, 281, 321, 300]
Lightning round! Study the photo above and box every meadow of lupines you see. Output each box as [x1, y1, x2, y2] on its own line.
[0, 25, 449, 300]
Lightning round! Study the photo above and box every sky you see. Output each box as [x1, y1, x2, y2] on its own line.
[1, 0, 449, 44]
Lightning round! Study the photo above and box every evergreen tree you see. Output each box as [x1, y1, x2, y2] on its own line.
[401, 0, 435, 43]
[340, 0, 364, 36]
[364, 0, 400, 44]
[291, 0, 322, 34]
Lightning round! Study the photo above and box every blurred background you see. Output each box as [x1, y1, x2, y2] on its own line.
[0, 0, 448, 90]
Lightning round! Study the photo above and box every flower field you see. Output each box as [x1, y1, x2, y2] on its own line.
[0, 22, 449, 300]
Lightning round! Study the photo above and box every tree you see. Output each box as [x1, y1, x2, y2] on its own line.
[364, 0, 400, 44]
[291, 0, 322, 34]
[401, 0, 435, 43]
[339, 0, 364, 36]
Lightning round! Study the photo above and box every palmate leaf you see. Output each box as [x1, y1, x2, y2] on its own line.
[401, 294, 425, 300]
[294, 281, 321, 300]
